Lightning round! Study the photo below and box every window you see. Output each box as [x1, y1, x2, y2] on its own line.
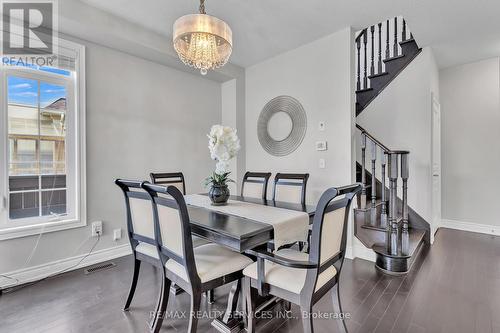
[0, 39, 86, 239]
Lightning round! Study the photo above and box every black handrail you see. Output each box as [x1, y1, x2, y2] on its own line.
[356, 123, 409, 155]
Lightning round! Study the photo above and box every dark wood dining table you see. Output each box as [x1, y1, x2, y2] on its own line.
[185, 195, 316, 333]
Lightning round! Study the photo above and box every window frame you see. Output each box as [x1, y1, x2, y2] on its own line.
[0, 38, 86, 240]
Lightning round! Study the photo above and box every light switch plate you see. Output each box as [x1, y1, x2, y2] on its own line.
[318, 121, 326, 131]
[316, 141, 328, 151]
[319, 158, 326, 169]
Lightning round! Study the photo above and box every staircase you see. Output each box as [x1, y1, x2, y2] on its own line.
[354, 126, 429, 274]
[354, 17, 429, 274]
[356, 17, 421, 115]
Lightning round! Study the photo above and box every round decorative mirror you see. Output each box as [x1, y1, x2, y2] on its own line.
[257, 96, 307, 156]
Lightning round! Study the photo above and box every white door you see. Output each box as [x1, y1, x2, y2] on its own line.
[431, 94, 441, 243]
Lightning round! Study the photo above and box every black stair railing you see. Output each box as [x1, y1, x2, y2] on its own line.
[357, 124, 410, 256]
[355, 16, 414, 91]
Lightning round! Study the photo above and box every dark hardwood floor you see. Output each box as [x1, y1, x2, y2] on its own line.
[1, 228, 499, 333]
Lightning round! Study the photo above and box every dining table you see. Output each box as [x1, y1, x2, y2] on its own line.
[184, 194, 316, 333]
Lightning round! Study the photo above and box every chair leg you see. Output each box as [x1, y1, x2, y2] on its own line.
[123, 258, 141, 311]
[149, 273, 164, 329]
[243, 277, 256, 333]
[151, 277, 171, 333]
[332, 283, 348, 333]
[300, 305, 314, 333]
[187, 291, 202, 333]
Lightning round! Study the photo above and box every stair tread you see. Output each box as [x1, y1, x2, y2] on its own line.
[356, 87, 373, 93]
[372, 229, 426, 259]
[361, 224, 386, 232]
[355, 199, 385, 211]
[399, 38, 416, 45]
[383, 54, 405, 62]
[368, 71, 389, 79]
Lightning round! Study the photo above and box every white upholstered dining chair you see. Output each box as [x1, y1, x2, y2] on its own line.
[115, 179, 164, 329]
[272, 173, 309, 205]
[143, 183, 254, 333]
[270, 173, 310, 251]
[241, 172, 272, 200]
[150, 172, 210, 249]
[243, 184, 362, 333]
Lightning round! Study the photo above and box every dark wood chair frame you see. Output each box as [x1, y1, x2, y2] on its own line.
[115, 179, 163, 330]
[244, 183, 362, 333]
[241, 171, 272, 200]
[272, 173, 310, 206]
[143, 183, 250, 333]
[150, 172, 186, 194]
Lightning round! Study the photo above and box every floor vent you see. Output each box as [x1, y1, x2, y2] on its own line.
[84, 262, 116, 275]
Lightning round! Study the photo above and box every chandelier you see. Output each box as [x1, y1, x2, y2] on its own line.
[173, 0, 232, 75]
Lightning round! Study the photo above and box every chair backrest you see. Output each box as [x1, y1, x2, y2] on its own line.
[272, 173, 309, 205]
[150, 172, 186, 194]
[307, 184, 362, 290]
[241, 172, 272, 200]
[142, 183, 199, 284]
[115, 179, 156, 247]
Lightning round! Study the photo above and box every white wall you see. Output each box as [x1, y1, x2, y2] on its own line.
[0, 39, 221, 277]
[356, 48, 439, 231]
[245, 28, 355, 204]
[440, 58, 500, 229]
[221, 78, 246, 194]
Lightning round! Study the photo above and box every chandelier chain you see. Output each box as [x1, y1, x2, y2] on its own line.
[199, 0, 206, 14]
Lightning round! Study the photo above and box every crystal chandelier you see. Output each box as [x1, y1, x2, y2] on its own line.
[173, 0, 232, 75]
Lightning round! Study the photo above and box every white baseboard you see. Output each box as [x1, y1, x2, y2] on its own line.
[440, 219, 499, 236]
[0, 244, 132, 289]
[346, 245, 376, 262]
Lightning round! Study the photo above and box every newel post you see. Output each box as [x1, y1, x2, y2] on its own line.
[361, 133, 367, 208]
[401, 153, 410, 255]
[380, 153, 387, 228]
[388, 153, 399, 256]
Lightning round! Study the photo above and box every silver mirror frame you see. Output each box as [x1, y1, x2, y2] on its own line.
[257, 95, 307, 156]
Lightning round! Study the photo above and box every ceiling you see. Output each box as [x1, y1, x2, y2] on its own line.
[79, 0, 500, 69]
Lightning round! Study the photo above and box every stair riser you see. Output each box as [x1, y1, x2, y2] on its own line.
[356, 90, 377, 106]
[375, 240, 425, 274]
[400, 40, 419, 55]
[384, 57, 411, 74]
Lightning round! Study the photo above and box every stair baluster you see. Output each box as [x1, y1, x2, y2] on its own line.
[401, 153, 410, 255]
[371, 141, 377, 207]
[402, 19, 407, 42]
[370, 141, 377, 226]
[378, 22, 383, 73]
[393, 17, 398, 57]
[388, 153, 399, 256]
[385, 19, 390, 59]
[356, 37, 361, 91]
[363, 30, 368, 89]
[361, 133, 367, 208]
[370, 25, 375, 76]
[380, 153, 387, 228]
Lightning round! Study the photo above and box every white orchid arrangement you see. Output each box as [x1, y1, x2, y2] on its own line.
[204, 125, 240, 187]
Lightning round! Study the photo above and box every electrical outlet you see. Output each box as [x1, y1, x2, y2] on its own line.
[92, 221, 103, 237]
[113, 228, 122, 241]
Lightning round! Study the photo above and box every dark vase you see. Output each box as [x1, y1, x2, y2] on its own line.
[208, 184, 230, 206]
